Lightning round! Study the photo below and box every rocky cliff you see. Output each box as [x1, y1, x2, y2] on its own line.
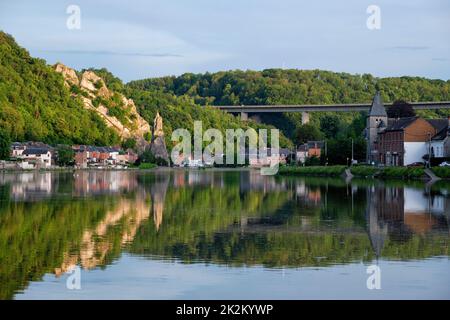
[54, 63, 151, 151]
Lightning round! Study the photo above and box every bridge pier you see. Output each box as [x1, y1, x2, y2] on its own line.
[249, 114, 261, 123]
[241, 112, 248, 121]
[301, 112, 310, 125]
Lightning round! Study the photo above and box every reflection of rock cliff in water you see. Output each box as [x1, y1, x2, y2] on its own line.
[55, 192, 150, 276]
[150, 172, 170, 231]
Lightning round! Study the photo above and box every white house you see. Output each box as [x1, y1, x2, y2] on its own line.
[430, 124, 450, 159]
[20, 148, 52, 168]
[11, 142, 26, 157]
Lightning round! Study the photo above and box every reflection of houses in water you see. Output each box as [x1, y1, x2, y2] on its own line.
[0, 171, 142, 200]
[172, 170, 225, 189]
[0, 172, 54, 201]
[365, 185, 449, 257]
[239, 170, 286, 194]
[294, 180, 322, 205]
[72, 171, 139, 196]
[171, 169, 286, 194]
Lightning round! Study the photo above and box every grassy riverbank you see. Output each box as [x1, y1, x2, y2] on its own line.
[279, 165, 449, 180]
[278, 166, 346, 177]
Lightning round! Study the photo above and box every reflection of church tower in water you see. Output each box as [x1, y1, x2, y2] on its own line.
[365, 185, 405, 258]
[150, 172, 169, 231]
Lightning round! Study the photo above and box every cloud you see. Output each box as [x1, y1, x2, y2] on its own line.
[38, 49, 182, 58]
[387, 46, 430, 51]
[432, 58, 448, 62]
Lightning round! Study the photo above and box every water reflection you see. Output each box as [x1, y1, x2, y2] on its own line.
[0, 170, 448, 299]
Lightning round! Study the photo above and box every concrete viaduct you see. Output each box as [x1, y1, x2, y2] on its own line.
[212, 101, 450, 124]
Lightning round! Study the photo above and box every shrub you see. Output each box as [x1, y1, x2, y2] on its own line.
[378, 167, 425, 179]
[350, 166, 380, 177]
[94, 79, 103, 89]
[431, 167, 450, 178]
[138, 163, 157, 169]
[278, 165, 346, 176]
[305, 156, 321, 166]
[122, 138, 136, 150]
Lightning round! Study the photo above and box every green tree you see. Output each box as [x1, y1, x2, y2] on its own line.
[0, 130, 11, 160]
[320, 115, 342, 139]
[122, 138, 137, 150]
[295, 124, 323, 144]
[56, 145, 74, 166]
[387, 100, 416, 118]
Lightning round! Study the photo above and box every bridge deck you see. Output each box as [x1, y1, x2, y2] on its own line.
[213, 101, 450, 113]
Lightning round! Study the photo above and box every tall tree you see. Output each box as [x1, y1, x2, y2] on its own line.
[387, 100, 416, 118]
[295, 124, 323, 144]
[0, 130, 11, 160]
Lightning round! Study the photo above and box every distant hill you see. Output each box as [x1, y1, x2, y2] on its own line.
[128, 69, 450, 106]
[128, 70, 450, 140]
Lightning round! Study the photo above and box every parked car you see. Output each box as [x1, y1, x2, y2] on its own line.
[407, 162, 424, 167]
[439, 161, 450, 167]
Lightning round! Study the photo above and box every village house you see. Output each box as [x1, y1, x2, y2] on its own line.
[11, 142, 26, 157]
[296, 141, 325, 164]
[73, 145, 136, 168]
[10, 142, 54, 168]
[366, 92, 449, 166]
[430, 119, 450, 162]
[248, 148, 292, 167]
[296, 145, 308, 164]
[20, 147, 53, 168]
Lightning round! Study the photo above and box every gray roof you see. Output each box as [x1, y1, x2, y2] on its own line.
[427, 119, 448, 132]
[23, 148, 50, 156]
[369, 92, 387, 117]
[385, 116, 418, 131]
[307, 141, 325, 149]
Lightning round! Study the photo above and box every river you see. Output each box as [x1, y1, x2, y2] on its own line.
[0, 169, 448, 299]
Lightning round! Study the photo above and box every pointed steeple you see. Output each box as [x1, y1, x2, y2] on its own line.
[369, 91, 387, 117]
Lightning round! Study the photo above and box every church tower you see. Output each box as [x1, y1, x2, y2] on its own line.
[366, 92, 387, 164]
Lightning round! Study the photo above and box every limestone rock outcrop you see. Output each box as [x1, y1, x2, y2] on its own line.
[54, 63, 79, 87]
[54, 63, 151, 153]
[149, 112, 169, 163]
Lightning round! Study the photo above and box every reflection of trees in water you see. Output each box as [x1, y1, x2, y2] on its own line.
[55, 192, 151, 275]
[130, 177, 449, 268]
[0, 171, 449, 299]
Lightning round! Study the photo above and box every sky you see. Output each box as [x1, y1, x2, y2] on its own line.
[0, 0, 449, 82]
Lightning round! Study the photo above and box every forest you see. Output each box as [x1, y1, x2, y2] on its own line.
[0, 32, 120, 147]
[128, 69, 450, 163]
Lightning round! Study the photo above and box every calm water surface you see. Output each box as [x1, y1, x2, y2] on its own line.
[0, 169, 449, 299]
